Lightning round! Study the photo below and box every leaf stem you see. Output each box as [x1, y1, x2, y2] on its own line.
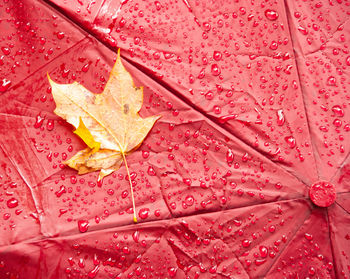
[121, 152, 137, 223]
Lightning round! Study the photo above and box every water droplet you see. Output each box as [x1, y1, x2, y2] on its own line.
[81, 63, 90, 72]
[203, 22, 211, 31]
[276, 109, 285, 126]
[1, 47, 11, 55]
[226, 149, 234, 165]
[242, 153, 249, 162]
[183, 178, 192, 186]
[46, 119, 54, 131]
[138, 208, 150, 219]
[154, 209, 160, 217]
[122, 190, 128, 198]
[70, 176, 77, 184]
[309, 267, 315, 275]
[185, 195, 194, 206]
[213, 51, 222, 61]
[219, 114, 237, 124]
[55, 185, 66, 197]
[56, 32, 65, 39]
[255, 259, 267, 266]
[34, 115, 45, 128]
[264, 9, 279, 21]
[198, 68, 205, 79]
[189, 74, 195, 83]
[327, 76, 336, 86]
[270, 41, 278, 50]
[168, 267, 178, 277]
[346, 56, 350, 66]
[332, 105, 344, 117]
[132, 230, 140, 243]
[87, 265, 100, 278]
[284, 136, 296, 148]
[213, 105, 221, 114]
[205, 91, 214, 100]
[147, 166, 156, 176]
[142, 150, 150, 158]
[211, 64, 221, 76]
[242, 239, 251, 247]
[275, 183, 282, 189]
[258, 246, 268, 258]
[333, 119, 342, 127]
[3, 213, 11, 220]
[7, 198, 18, 208]
[304, 233, 313, 240]
[0, 78, 11, 93]
[155, 1, 161, 10]
[298, 26, 308, 35]
[78, 220, 89, 233]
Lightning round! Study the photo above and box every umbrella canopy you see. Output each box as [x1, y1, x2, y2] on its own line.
[0, 0, 349, 278]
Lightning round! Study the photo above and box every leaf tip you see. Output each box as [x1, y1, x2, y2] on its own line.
[98, 168, 115, 181]
[63, 158, 74, 169]
[47, 73, 58, 91]
[116, 48, 122, 65]
[47, 72, 52, 83]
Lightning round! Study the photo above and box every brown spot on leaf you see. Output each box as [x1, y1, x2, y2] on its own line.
[124, 104, 129, 114]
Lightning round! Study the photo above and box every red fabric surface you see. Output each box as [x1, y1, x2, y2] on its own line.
[0, 0, 349, 278]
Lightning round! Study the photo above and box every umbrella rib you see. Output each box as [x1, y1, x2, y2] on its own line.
[0, 197, 311, 249]
[326, 209, 340, 279]
[330, 152, 350, 183]
[334, 201, 350, 215]
[283, 0, 321, 183]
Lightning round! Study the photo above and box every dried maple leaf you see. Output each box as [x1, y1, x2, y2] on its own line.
[48, 49, 160, 222]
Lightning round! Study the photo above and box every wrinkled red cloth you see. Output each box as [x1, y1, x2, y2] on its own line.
[0, 0, 349, 278]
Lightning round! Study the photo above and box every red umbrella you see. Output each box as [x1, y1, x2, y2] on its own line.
[0, 0, 349, 278]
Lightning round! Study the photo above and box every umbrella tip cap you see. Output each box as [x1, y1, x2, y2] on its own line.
[309, 181, 336, 207]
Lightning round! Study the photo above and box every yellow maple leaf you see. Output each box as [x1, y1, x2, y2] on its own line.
[48, 49, 160, 222]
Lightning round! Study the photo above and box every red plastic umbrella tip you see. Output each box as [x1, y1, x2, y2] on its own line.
[309, 181, 337, 207]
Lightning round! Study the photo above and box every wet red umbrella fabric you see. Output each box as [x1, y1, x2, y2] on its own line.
[0, 0, 349, 278]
